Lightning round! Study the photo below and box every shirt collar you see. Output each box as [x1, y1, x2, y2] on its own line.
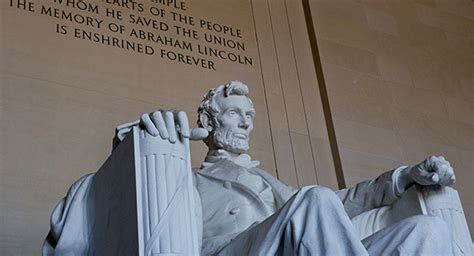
[201, 149, 260, 169]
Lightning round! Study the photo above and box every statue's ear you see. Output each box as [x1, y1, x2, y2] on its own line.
[199, 113, 214, 132]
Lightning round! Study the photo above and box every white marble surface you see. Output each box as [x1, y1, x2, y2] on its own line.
[44, 82, 472, 255]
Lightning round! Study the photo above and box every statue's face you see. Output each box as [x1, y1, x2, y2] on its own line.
[211, 94, 256, 154]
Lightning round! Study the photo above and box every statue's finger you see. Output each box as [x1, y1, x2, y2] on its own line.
[413, 170, 437, 185]
[190, 128, 209, 141]
[447, 165, 454, 176]
[141, 113, 159, 136]
[426, 156, 438, 169]
[439, 166, 455, 186]
[429, 173, 440, 183]
[151, 111, 169, 140]
[176, 111, 190, 138]
[164, 111, 177, 143]
[434, 163, 448, 180]
[418, 156, 432, 172]
[437, 156, 452, 168]
[440, 176, 454, 186]
[449, 174, 456, 184]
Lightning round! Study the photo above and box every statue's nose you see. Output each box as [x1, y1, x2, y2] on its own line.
[239, 118, 250, 130]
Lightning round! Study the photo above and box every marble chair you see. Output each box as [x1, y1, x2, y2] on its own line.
[351, 183, 473, 255]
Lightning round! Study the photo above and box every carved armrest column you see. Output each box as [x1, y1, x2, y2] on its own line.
[416, 185, 473, 255]
[133, 127, 199, 256]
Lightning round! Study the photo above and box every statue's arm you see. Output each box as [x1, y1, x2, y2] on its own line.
[335, 167, 404, 218]
[42, 174, 95, 254]
[335, 155, 456, 218]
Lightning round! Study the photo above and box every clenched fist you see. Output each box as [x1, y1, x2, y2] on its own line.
[398, 156, 456, 193]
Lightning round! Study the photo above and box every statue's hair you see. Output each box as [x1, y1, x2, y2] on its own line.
[197, 80, 252, 129]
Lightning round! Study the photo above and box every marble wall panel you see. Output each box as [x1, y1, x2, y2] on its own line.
[319, 39, 380, 76]
[365, 7, 399, 36]
[310, 0, 474, 234]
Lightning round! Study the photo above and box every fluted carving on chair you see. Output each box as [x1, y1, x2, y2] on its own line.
[134, 127, 199, 256]
[417, 186, 473, 256]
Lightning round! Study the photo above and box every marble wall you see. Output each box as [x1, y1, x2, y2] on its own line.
[310, 0, 473, 235]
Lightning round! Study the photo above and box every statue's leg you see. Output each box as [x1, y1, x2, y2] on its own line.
[362, 215, 452, 255]
[217, 186, 368, 256]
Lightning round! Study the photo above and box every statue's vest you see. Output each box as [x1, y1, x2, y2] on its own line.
[193, 159, 294, 254]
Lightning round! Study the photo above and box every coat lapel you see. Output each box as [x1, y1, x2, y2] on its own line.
[198, 159, 296, 210]
[196, 160, 271, 214]
[250, 168, 296, 208]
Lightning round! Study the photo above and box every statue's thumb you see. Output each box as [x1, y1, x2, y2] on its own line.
[190, 128, 209, 141]
[429, 173, 440, 183]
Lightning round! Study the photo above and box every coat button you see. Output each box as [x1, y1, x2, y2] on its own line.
[224, 181, 231, 189]
[229, 207, 240, 215]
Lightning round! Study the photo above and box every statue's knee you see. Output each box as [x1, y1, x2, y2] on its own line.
[301, 186, 339, 204]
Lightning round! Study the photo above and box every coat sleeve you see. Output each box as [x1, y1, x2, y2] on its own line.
[42, 173, 95, 255]
[335, 166, 406, 218]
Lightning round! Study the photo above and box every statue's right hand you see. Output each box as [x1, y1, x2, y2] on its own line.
[140, 110, 208, 143]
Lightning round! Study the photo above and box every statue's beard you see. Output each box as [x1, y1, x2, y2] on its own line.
[211, 128, 249, 154]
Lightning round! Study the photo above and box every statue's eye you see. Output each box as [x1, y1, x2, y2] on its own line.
[246, 112, 255, 120]
[229, 110, 237, 116]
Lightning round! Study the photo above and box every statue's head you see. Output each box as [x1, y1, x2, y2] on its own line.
[197, 80, 255, 154]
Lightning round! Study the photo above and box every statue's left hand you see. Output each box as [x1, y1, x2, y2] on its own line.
[399, 156, 456, 191]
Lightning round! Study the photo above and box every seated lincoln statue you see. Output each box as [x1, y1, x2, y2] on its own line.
[44, 81, 471, 255]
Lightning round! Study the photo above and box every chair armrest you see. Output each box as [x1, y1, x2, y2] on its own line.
[134, 127, 200, 255]
[351, 185, 423, 240]
[351, 185, 472, 255]
[416, 185, 472, 256]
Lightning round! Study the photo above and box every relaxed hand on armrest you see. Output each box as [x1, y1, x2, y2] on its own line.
[113, 110, 209, 150]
